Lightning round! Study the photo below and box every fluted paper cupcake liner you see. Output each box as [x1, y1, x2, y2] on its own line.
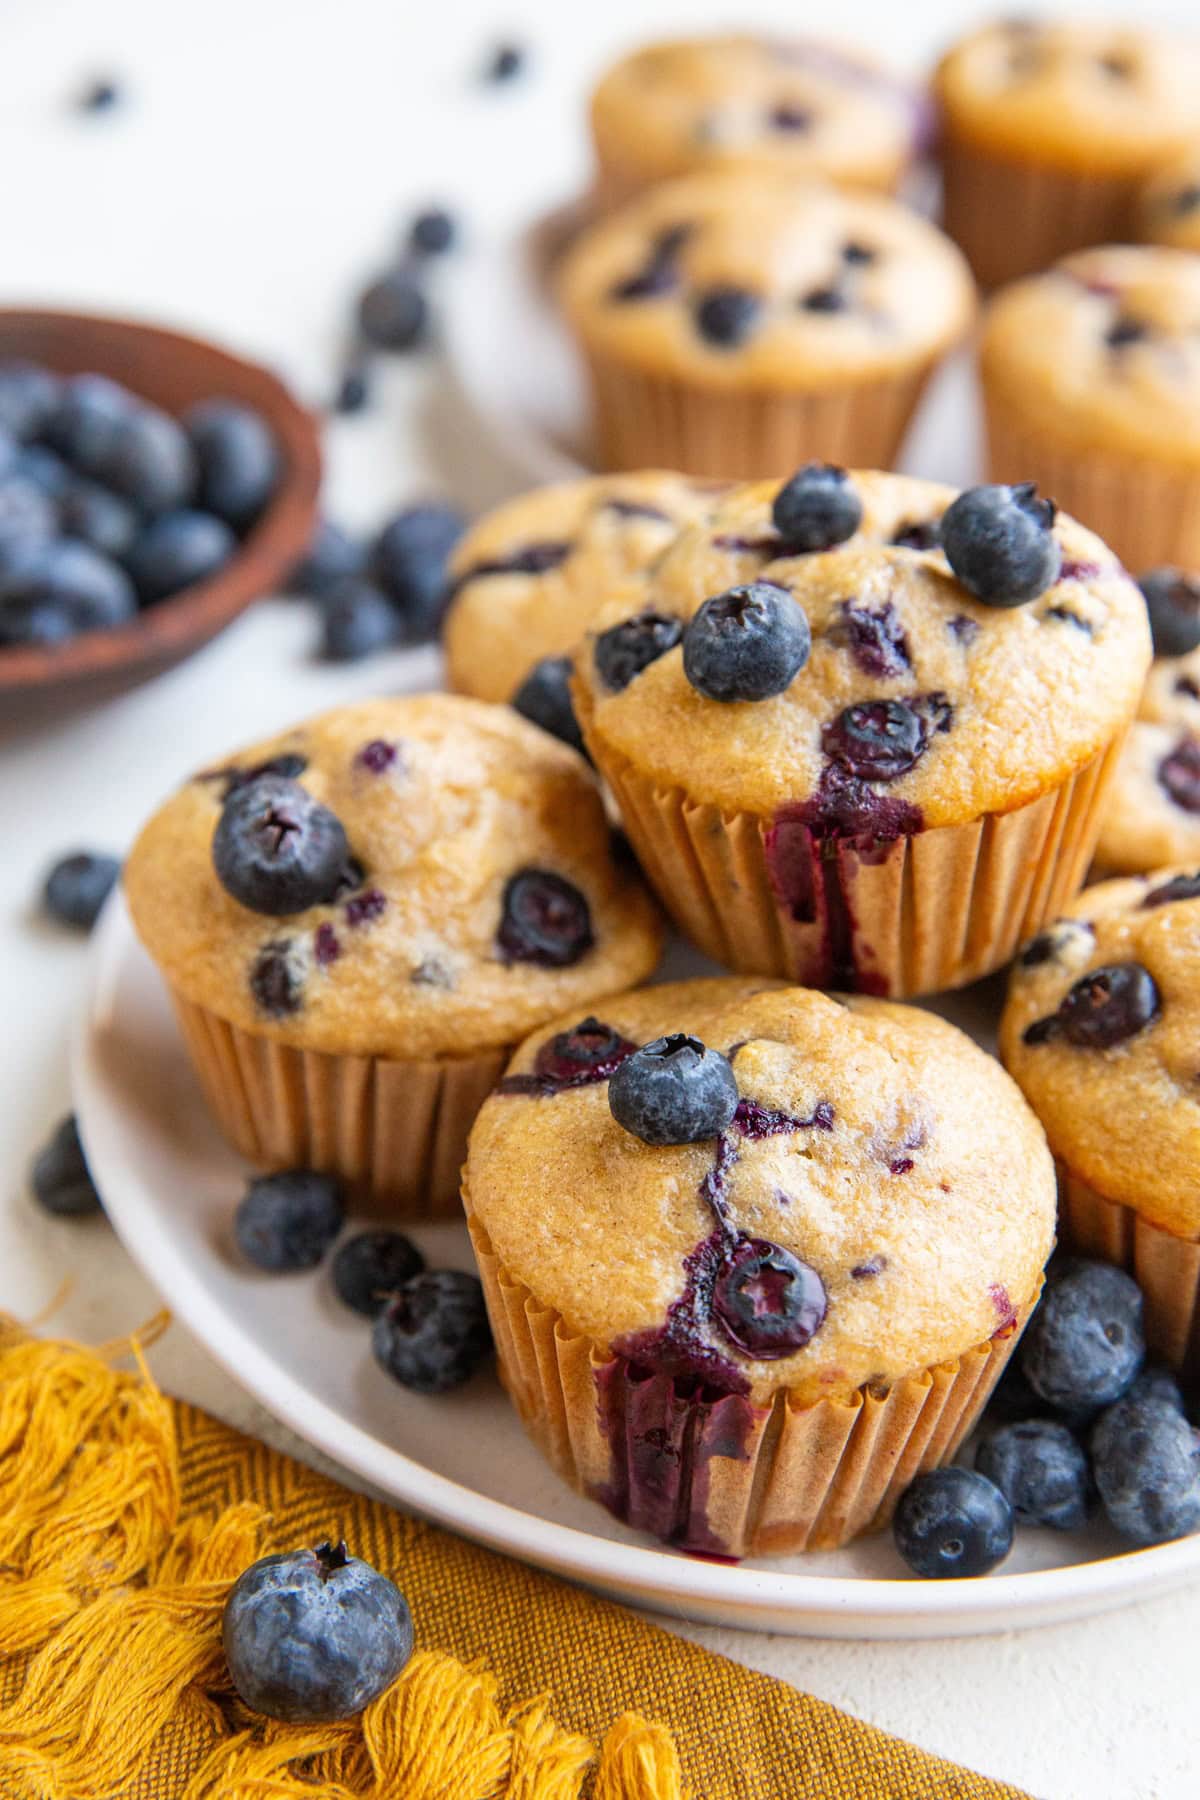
[171, 989, 508, 1220]
[467, 1203, 1031, 1557]
[574, 695, 1124, 996]
[580, 350, 930, 481]
[940, 136, 1135, 290]
[985, 394, 1200, 579]
[1058, 1168, 1200, 1377]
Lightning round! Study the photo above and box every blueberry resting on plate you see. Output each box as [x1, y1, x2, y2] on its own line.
[30, 1114, 103, 1217]
[1091, 1395, 1200, 1545]
[234, 1170, 344, 1272]
[332, 1230, 425, 1317]
[372, 1270, 492, 1393]
[42, 849, 120, 930]
[1020, 1259, 1145, 1415]
[893, 1466, 1014, 1578]
[975, 1420, 1090, 1530]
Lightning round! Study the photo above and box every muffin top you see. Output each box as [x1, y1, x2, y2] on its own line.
[981, 247, 1200, 467]
[590, 34, 925, 195]
[467, 978, 1055, 1406]
[1000, 870, 1200, 1236]
[557, 173, 975, 390]
[442, 471, 721, 704]
[1138, 144, 1200, 251]
[124, 696, 662, 1060]
[934, 20, 1200, 175]
[1094, 724, 1200, 877]
[573, 469, 1149, 824]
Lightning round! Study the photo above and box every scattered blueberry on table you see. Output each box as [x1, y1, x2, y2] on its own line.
[408, 207, 458, 257]
[289, 519, 365, 600]
[41, 849, 120, 930]
[74, 77, 123, 115]
[29, 1113, 104, 1217]
[319, 579, 397, 662]
[483, 42, 526, 83]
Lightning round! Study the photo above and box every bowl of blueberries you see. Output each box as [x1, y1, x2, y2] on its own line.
[0, 308, 321, 699]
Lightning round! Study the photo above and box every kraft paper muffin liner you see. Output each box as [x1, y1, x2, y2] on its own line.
[1057, 1167, 1200, 1377]
[940, 135, 1135, 290]
[574, 692, 1126, 997]
[467, 1203, 1032, 1557]
[580, 349, 930, 481]
[985, 392, 1200, 579]
[171, 988, 508, 1221]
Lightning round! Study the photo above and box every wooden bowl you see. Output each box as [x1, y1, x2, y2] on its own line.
[0, 308, 321, 701]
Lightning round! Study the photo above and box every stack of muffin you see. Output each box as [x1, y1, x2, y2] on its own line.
[123, 21, 1200, 1568]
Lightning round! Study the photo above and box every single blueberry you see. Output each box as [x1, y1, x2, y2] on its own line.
[822, 698, 928, 782]
[1020, 1259, 1145, 1414]
[234, 1170, 344, 1272]
[289, 519, 365, 600]
[357, 271, 428, 351]
[593, 609, 682, 691]
[3, 539, 136, 632]
[17, 444, 72, 498]
[711, 1236, 827, 1357]
[30, 1114, 103, 1217]
[332, 1230, 424, 1317]
[608, 1033, 739, 1146]
[0, 359, 60, 441]
[893, 1467, 1014, 1578]
[771, 464, 863, 551]
[1024, 962, 1161, 1049]
[409, 207, 457, 256]
[76, 77, 123, 113]
[0, 594, 75, 646]
[940, 483, 1061, 606]
[976, 1420, 1090, 1529]
[42, 850, 121, 930]
[370, 503, 465, 642]
[372, 1270, 492, 1393]
[318, 580, 397, 662]
[1126, 1364, 1187, 1417]
[694, 286, 762, 348]
[333, 360, 371, 415]
[484, 42, 526, 82]
[125, 509, 237, 603]
[0, 474, 58, 553]
[223, 1540, 413, 1721]
[44, 373, 134, 475]
[511, 654, 587, 755]
[186, 400, 280, 529]
[496, 868, 593, 967]
[99, 406, 196, 514]
[1092, 1397, 1200, 1545]
[213, 774, 351, 916]
[682, 581, 810, 702]
[59, 479, 139, 558]
[1139, 568, 1200, 659]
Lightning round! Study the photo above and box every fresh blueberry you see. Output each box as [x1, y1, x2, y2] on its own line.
[940, 483, 1061, 606]
[682, 581, 810, 703]
[76, 77, 123, 114]
[0, 594, 75, 646]
[332, 1230, 424, 1317]
[0, 474, 57, 555]
[332, 360, 371, 415]
[1139, 568, 1200, 659]
[484, 42, 526, 82]
[0, 428, 17, 481]
[289, 519, 365, 600]
[186, 400, 279, 529]
[357, 271, 428, 352]
[0, 360, 60, 441]
[1023, 962, 1161, 1049]
[58, 479, 139, 558]
[30, 1114, 103, 1217]
[3, 539, 136, 631]
[318, 580, 397, 662]
[712, 1236, 827, 1356]
[1020, 1260, 1145, 1414]
[511, 654, 586, 754]
[125, 509, 237, 603]
[370, 503, 465, 642]
[975, 1420, 1090, 1529]
[694, 286, 762, 348]
[1126, 1365, 1187, 1417]
[771, 464, 863, 552]
[496, 868, 593, 967]
[1091, 1397, 1200, 1545]
[608, 1033, 739, 1146]
[44, 373, 134, 475]
[213, 774, 351, 916]
[822, 698, 928, 782]
[409, 207, 457, 256]
[17, 444, 72, 498]
[42, 850, 120, 930]
[222, 1540, 412, 1722]
[372, 1270, 492, 1394]
[99, 406, 196, 514]
[893, 1467, 1014, 1578]
[593, 609, 682, 691]
[234, 1170, 344, 1272]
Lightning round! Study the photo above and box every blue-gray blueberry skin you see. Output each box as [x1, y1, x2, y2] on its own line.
[1092, 1400, 1200, 1547]
[222, 1544, 414, 1722]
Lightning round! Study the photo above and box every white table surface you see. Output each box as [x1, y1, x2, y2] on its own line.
[0, 1, 1194, 1794]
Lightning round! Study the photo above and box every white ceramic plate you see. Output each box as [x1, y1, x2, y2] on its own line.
[73, 896, 1200, 1638]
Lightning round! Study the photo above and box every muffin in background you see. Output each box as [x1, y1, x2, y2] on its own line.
[1136, 142, 1200, 251]
[442, 470, 720, 705]
[589, 33, 927, 211]
[572, 467, 1149, 999]
[981, 247, 1200, 577]
[466, 978, 1055, 1558]
[124, 695, 662, 1219]
[557, 172, 974, 480]
[1001, 869, 1200, 1371]
[934, 19, 1200, 289]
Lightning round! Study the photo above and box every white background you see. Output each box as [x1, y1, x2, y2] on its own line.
[1, 1, 1196, 1795]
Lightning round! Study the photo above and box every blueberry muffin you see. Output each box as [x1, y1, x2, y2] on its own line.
[934, 19, 1200, 289]
[571, 467, 1149, 998]
[1001, 870, 1200, 1369]
[124, 696, 662, 1218]
[441, 471, 720, 706]
[589, 34, 928, 211]
[466, 977, 1055, 1557]
[1137, 142, 1200, 251]
[981, 247, 1200, 577]
[556, 172, 975, 481]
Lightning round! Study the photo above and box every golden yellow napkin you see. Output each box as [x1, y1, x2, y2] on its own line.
[0, 1321, 1029, 1799]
